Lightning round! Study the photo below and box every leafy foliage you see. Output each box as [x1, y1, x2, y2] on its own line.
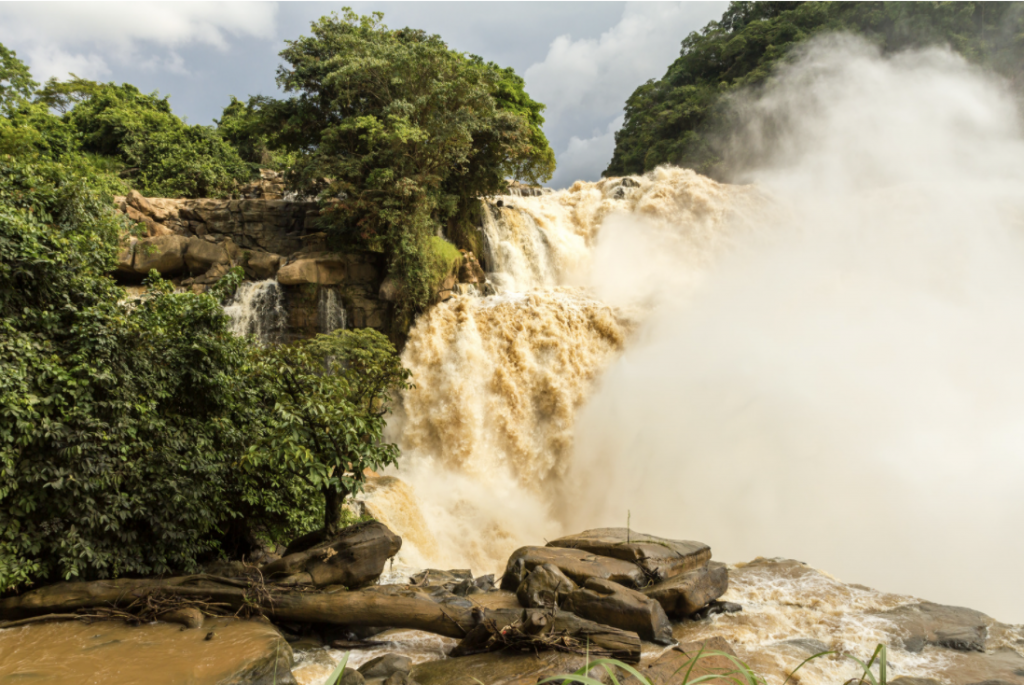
[0, 44, 36, 115]
[243, 328, 412, 534]
[605, 1, 1024, 179]
[262, 9, 553, 314]
[0, 150, 410, 592]
[64, 82, 252, 198]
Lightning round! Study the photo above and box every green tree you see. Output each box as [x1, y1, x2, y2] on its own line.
[605, 1, 1024, 180]
[64, 81, 252, 198]
[270, 9, 554, 314]
[0, 153, 314, 592]
[0, 44, 36, 115]
[244, 329, 412, 536]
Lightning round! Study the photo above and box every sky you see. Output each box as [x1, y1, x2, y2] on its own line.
[0, 1, 726, 188]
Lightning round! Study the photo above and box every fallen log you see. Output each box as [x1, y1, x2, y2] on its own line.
[0, 577, 642, 662]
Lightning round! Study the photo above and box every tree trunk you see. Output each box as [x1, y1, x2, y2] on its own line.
[323, 485, 342, 535]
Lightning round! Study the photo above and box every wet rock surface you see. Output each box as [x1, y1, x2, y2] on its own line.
[548, 528, 712, 582]
[562, 577, 674, 644]
[643, 562, 730, 619]
[876, 601, 991, 652]
[501, 545, 648, 590]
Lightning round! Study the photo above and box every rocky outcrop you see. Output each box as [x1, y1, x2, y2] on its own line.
[548, 527, 712, 582]
[501, 545, 648, 590]
[562, 577, 674, 644]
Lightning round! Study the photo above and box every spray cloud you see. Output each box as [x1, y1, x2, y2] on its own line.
[567, 35, 1024, 624]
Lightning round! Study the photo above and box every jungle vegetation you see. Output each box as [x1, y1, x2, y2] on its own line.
[605, 1, 1024, 180]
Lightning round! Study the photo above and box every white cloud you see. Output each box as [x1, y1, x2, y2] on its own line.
[549, 116, 623, 189]
[24, 46, 111, 82]
[0, 2, 278, 80]
[524, 2, 726, 186]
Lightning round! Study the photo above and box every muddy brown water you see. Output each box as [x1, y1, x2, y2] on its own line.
[0, 617, 290, 684]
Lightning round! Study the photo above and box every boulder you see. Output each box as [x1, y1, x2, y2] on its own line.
[244, 250, 282, 279]
[277, 253, 346, 286]
[562, 577, 674, 645]
[116, 237, 137, 274]
[262, 521, 402, 588]
[643, 563, 729, 619]
[501, 546, 647, 591]
[516, 563, 577, 608]
[0, 617, 294, 685]
[875, 602, 991, 653]
[133, 235, 188, 275]
[547, 528, 711, 582]
[184, 236, 228, 275]
[358, 653, 412, 679]
[127, 189, 157, 218]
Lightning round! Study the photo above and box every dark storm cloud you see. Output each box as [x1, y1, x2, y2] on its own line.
[0, 2, 725, 186]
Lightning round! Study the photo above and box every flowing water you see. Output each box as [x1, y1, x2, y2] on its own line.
[353, 36, 1024, 685]
[318, 288, 347, 334]
[223, 279, 287, 341]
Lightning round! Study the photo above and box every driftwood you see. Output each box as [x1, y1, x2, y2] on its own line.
[0, 576, 642, 662]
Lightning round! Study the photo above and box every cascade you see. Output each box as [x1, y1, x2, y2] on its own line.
[317, 288, 346, 333]
[223, 279, 287, 342]
[364, 167, 768, 573]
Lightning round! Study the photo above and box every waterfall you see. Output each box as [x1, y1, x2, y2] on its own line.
[318, 288, 346, 334]
[223, 279, 287, 342]
[369, 167, 765, 573]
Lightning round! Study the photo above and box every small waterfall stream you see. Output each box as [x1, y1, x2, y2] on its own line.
[223, 279, 287, 342]
[317, 288, 346, 333]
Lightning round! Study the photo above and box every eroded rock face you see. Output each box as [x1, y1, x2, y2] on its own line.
[277, 253, 347, 286]
[133, 235, 189, 275]
[547, 528, 712, 582]
[262, 521, 402, 589]
[184, 236, 229, 274]
[643, 562, 730, 619]
[501, 546, 647, 591]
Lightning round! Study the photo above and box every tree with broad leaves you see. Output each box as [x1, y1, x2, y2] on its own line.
[243, 328, 412, 536]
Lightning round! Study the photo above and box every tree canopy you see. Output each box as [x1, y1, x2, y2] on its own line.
[228, 9, 555, 315]
[605, 1, 1024, 180]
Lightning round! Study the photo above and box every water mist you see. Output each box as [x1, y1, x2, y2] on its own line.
[567, 35, 1024, 624]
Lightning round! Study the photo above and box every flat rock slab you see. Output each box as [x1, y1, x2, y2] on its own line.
[875, 602, 992, 653]
[643, 563, 729, 619]
[0, 617, 293, 685]
[501, 546, 646, 591]
[548, 528, 711, 582]
[562, 577, 674, 645]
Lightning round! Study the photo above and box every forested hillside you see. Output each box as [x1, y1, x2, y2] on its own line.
[605, 1, 1024, 179]
[0, 10, 549, 594]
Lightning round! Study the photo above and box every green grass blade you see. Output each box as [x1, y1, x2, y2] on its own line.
[324, 651, 351, 685]
[782, 650, 835, 685]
